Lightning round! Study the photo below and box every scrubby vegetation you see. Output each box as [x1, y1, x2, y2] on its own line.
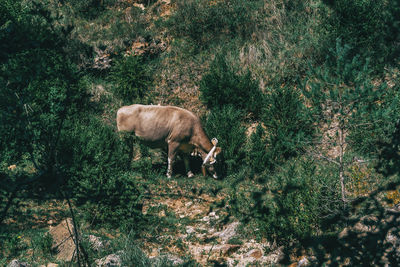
[1, 0, 400, 265]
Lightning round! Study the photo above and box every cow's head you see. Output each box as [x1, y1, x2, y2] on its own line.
[201, 138, 222, 179]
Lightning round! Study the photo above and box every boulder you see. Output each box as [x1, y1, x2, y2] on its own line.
[49, 218, 76, 262]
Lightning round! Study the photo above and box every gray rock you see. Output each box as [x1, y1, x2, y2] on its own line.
[186, 226, 196, 234]
[96, 253, 122, 267]
[7, 259, 31, 267]
[297, 257, 310, 267]
[218, 221, 240, 243]
[89, 235, 110, 251]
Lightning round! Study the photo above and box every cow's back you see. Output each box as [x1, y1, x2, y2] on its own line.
[117, 104, 197, 143]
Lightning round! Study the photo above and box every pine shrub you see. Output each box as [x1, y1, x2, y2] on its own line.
[63, 0, 117, 20]
[60, 118, 144, 226]
[246, 124, 267, 175]
[320, 0, 400, 66]
[164, 0, 263, 47]
[110, 55, 152, 105]
[205, 106, 247, 176]
[263, 85, 313, 170]
[200, 54, 264, 117]
[231, 159, 341, 245]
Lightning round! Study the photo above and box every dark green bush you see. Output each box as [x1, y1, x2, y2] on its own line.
[0, 0, 88, 191]
[110, 55, 152, 105]
[205, 106, 246, 176]
[63, 0, 117, 20]
[200, 54, 263, 117]
[320, 0, 400, 66]
[164, 0, 263, 47]
[262, 85, 313, 171]
[232, 159, 341, 245]
[246, 124, 267, 175]
[60, 118, 143, 226]
[303, 40, 400, 159]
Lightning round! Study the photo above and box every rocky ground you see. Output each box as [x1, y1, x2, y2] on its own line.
[5, 177, 289, 267]
[139, 188, 283, 266]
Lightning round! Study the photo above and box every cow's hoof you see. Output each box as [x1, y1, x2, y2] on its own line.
[187, 171, 194, 178]
[166, 173, 172, 179]
[213, 174, 218, 179]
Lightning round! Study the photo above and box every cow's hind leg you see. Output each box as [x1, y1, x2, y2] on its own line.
[167, 141, 180, 178]
[183, 156, 194, 178]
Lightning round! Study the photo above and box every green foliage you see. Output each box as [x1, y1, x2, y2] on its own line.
[0, 0, 89, 215]
[231, 160, 341, 244]
[205, 106, 246, 176]
[262, 85, 314, 170]
[31, 231, 54, 257]
[0, 0, 147, 233]
[281, 177, 400, 265]
[246, 125, 267, 175]
[59, 118, 143, 226]
[0, 233, 26, 259]
[303, 40, 400, 158]
[63, 0, 117, 20]
[378, 121, 400, 176]
[110, 55, 152, 105]
[320, 0, 400, 66]
[200, 54, 263, 116]
[164, 0, 263, 47]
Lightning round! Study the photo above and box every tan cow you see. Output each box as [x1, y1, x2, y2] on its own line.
[116, 104, 222, 179]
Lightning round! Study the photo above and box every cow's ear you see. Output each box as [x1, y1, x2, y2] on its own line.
[215, 147, 222, 155]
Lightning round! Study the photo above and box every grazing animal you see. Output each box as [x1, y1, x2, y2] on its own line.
[116, 104, 222, 179]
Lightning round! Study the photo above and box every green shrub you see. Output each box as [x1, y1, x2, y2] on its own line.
[60, 118, 144, 226]
[231, 159, 341, 245]
[246, 124, 267, 175]
[303, 39, 400, 165]
[200, 54, 263, 117]
[1, 233, 26, 259]
[320, 0, 400, 66]
[63, 0, 117, 20]
[205, 106, 247, 176]
[31, 231, 54, 258]
[164, 0, 263, 47]
[110, 55, 152, 105]
[0, 0, 89, 212]
[262, 85, 313, 171]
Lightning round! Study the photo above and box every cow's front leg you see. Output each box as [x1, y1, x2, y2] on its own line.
[183, 156, 194, 178]
[167, 141, 179, 178]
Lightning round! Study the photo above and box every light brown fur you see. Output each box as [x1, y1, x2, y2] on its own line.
[117, 104, 221, 178]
